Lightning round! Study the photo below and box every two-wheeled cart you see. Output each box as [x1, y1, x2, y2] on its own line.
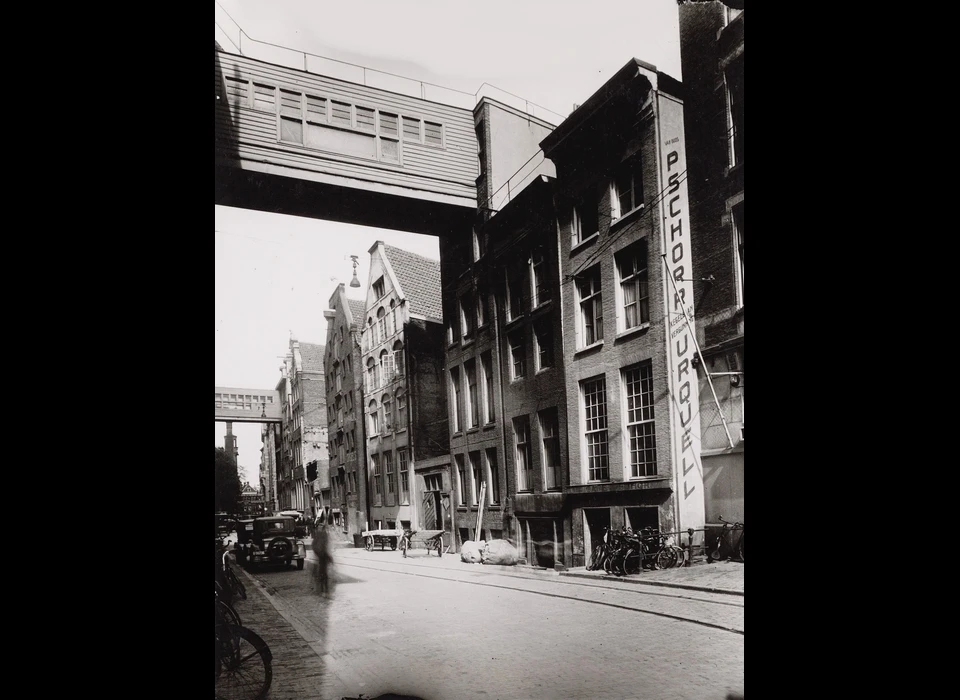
[361, 528, 401, 552]
[398, 529, 444, 557]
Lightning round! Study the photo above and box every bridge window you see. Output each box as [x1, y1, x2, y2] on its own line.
[223, 76, 248, 105]
[402, 116, 421, 143]
[306, 95, 326, 121]
[280, 90, 301, 117]
[253, 84, 275, 112]
[356, 106, 375, 132]
[379, 113, 399, 138]
[424, 121, 443, 147]
[331, 100, 352, 127]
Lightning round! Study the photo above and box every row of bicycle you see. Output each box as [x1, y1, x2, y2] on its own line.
[216, 539, 273, 700]
[587, 526, 687, 575]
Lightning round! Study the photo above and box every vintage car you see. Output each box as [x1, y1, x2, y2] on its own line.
[234, 516, 306, 570]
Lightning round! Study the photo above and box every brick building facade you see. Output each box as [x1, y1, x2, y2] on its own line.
[361, 242, 450, 539]
[324, 285, 368, 540]
[680, 1, 744, 525]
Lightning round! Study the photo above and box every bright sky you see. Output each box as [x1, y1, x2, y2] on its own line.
[214, 0, 683, 481]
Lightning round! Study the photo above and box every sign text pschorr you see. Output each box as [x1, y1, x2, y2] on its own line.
[657, 91, 705, 539]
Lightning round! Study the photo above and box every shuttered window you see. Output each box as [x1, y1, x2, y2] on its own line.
[424, 121, 442, 146]
[279, 90, 301, 117]
[223, 76, 248, 105]
[331, 100, 352, 126]
[356, 106, 375, 132]
[253, 84, 275, 112]
[306, 95, 326, 122]
[402, 116, 421, 142]
[379, 112, 398, 138]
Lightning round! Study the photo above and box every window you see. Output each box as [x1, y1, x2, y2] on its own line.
[531, 250, 550, 307]
[472, 229, 486, 261]
[540, 409, 560, 490]
[582, 377, 609, 481]
[514, 416, 533, 491]
[399, 449, 409, 503]
[725, 56, 744, 167]
[382, 394, 393, 432]
[356, 106, 375, 132]
[470, 451, 484, 505]
[485, 448, 500, 504]
[465, 359, 479, 429]
[384, 451, 395, 495]
[366, 358, 377, 393]
[506, 266, 524, 321]
[377, 307, 387, 345]
[372, 454, 382, 503]
[572, 199, 599, 246]
[475, 120, 486, 177]
[616, 241, 650, 331]
[509, 332, 526, 380]
[577, 266, 603, 347]
[424, 121, 443, 146]
[368, 399, 379, 435]
[424, 473, 443, 492]
[253, 83, 276, 112]
[612, 157, 644, 220]
[456, 455, 467, 505]
[402, 115, 421, 142]
[624, 363, 657, 478]
[447, 315, 460, 346]
[396, 391, 407, 431]
[393, 341, 404, 377]
[379, 112, 399, 138]
[460, 292, 476, 340]
[733, 202, 744, 306]
[386, 301, 395, 336]
[380, 349, 395, 384]
[279, 89, 303, 143]
[477, 285, 489, 327]
[534, 321, 553, 371]
[451, 367, 463, 432]
[373, 276, 385, 299]
[481, 351, 495, 424]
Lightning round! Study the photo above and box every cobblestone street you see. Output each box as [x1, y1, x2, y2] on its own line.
[230, 548, 743, 700]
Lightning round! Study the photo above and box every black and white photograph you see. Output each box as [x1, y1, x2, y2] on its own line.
[214, 2, 744, 698]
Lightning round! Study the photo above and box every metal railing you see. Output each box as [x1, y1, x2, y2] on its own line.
[214, 4, 566, 125]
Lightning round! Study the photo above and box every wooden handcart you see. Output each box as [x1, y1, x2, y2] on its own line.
[361, 528, 401, 552]
[398, 529, 444, 557]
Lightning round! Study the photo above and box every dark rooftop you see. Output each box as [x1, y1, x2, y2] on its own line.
[382, 244, 443, 322]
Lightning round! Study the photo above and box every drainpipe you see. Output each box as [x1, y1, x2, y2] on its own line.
[492, 289, 512, 544]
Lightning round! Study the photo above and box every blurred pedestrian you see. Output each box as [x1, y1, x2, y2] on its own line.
[312, 524, 332, 596]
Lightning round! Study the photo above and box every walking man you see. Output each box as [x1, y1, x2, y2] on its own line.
[312, 524, 331, 596]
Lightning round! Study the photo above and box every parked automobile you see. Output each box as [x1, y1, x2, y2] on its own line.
[278, 510, 308, 538]
[234, 516, 306, 570]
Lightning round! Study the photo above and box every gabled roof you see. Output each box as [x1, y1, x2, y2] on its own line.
[347, 298, 366, 326]
[382, 244, 443, 321]
[299, 342, 325, 372]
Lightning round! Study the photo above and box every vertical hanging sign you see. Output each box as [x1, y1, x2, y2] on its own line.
[656, 90, 705, 541]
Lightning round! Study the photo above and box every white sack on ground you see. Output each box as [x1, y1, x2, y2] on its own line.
[460, 540, 484, 563]
[481, 539, 519, 566]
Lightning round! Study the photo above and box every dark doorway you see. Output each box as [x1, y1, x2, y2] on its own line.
[583, 508, 611, 558]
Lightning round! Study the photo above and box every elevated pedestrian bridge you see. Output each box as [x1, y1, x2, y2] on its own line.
[215, 386, 282, 424]
[215, 48, 481, 237]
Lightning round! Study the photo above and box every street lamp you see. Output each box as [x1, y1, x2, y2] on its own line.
[349, 255, 361, 288]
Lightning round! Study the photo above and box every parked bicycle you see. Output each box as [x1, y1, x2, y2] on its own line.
[217, 540, 247, 603]
[707, 516, 744, 563]
[215, 591, 272, 700]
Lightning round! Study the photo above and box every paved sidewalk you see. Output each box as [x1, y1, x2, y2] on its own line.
[559, 559, 744, 596]
[226, 566, 332, 700]
[333, 544, 743, 595]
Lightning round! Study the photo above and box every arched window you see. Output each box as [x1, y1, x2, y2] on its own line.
[333, 360, 342, 392]
[366, 357, 377, 392]
[368, 399, 379, 435]
[388, 299, 396, 336]
[382, 393, 393, 432]
[380, 348, 393, 383]
[393, 340, 404, 377]
[366, 318, 373, 350]
[376, 307, 386, 345]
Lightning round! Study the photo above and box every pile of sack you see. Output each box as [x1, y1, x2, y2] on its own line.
[460, 539, 519, 566]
